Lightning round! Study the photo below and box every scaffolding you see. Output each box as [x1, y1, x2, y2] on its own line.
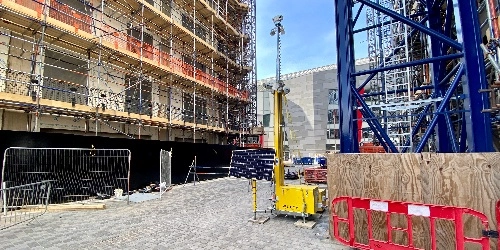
[479, 0, 500, 150]
[0, 0, 256, 143]
[363, 0, 446, 152]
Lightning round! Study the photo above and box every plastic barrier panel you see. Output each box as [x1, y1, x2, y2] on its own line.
[331, 196, 492, 250]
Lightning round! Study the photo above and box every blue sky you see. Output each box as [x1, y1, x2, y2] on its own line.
[256, 1, 367, 80]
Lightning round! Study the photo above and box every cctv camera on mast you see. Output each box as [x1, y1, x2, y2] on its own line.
[271, 15, 285, 36]
[272, 15, 283, 23]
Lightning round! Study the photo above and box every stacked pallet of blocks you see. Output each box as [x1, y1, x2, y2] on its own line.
[229, 149, 275, 181]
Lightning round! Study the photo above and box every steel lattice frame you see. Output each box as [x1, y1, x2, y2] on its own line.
[243, 0, 257, 129]
[335, 0, 494, 153]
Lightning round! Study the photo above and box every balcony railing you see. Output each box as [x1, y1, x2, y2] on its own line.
[0, 75, 240, 130]
[2, 0, 250, 101]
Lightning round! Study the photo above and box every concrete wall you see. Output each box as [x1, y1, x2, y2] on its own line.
[0, 109, 228, 143]
[257, 59, 372, 155]
[166, 127, 222, 144]
[0, 110, 161, 139]
[1, 110, 29, 131]
[259, 71, 332, 156]
[286, 74, 322, 156]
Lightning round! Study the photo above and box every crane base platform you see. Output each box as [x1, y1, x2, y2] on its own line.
[294, 220, 317, 229]
[248, 216, 270, 224]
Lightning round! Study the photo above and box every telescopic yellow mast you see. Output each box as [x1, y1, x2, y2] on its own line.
[268, 15, 326, 219]
[271, 14, 285, 191]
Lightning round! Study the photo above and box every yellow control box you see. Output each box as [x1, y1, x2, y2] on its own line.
[276, 185, 326, 215]
[317, 188, 327, 211]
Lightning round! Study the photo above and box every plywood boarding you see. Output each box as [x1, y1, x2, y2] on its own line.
[327, 153, 500, 249]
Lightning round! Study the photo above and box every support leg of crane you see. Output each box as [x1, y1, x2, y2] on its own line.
[294, 211, 316, 229]
[294, 219, 317, 229]
[248, 215, 270, 224]
[248, 178, 270, 224]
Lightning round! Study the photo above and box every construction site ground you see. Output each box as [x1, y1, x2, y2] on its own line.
[0, 177, 347, 250]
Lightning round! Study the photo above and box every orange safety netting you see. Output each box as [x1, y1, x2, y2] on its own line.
[49, 0, 91, 33]
[13, 0, 43, 17]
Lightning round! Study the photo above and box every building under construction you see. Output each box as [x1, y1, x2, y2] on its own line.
[0, 0, 256, 143]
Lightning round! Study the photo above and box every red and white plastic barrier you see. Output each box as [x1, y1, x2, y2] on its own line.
[331, 196, 497, 250]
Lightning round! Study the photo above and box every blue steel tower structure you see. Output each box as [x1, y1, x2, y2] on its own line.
[335, 0, 495, 153]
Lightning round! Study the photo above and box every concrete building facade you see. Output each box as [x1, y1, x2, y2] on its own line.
[257, 58, 370, 157]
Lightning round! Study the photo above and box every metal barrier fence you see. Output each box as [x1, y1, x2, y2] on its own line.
[2, 148, 131, 204]
[1, 181, 51, 230]
[331, 196, 494, 249]
[159, 149, 172, 199]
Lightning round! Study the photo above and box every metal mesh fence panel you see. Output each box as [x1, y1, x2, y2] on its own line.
[2, 148, 130, 204]
[1, 180, 51, 230]
[159, 149, 171, 199]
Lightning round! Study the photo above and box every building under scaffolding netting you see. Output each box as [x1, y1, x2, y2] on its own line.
[0, 0, 257, 144]
[335, 0, 500, 153]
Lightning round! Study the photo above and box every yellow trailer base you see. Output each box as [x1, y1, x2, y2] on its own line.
[275, 185, 326, 215]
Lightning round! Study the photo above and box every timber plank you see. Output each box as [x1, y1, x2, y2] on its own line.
[362, 154, 400, 243]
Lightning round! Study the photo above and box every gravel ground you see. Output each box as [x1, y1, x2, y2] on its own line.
[0, 176, 348, 250]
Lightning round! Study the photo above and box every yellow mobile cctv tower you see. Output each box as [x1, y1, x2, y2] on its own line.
[265, 15, 327, 219]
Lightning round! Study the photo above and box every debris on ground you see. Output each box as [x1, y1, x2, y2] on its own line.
[95, 193, 111, 200]
[138, 182, 161, 193]
[284, 169, 299, 180]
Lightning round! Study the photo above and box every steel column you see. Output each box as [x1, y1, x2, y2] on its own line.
[336, 0, 358, 153]
[459, 116, 467, 152]
[358, 108, 390, 152]
[444, 111, 459, 152]
[453, 0, 493, 152]
[402, 103, 433, 153]
[426, 0, 451, 152]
